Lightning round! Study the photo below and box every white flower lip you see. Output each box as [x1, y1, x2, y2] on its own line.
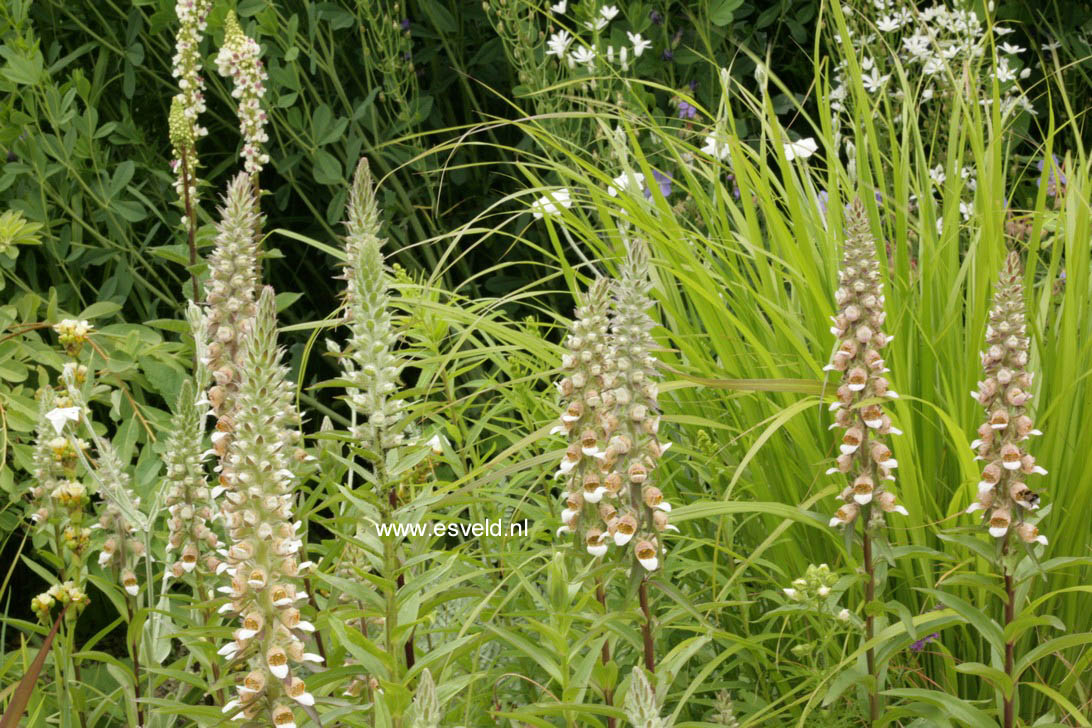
[45, 406, 81, 434]
[613, 530, 634, 546]
[587, 542, 608, 557]
[637, 554, 659, 571]
[269, 662, 289, 679]
[988, 525, 1009, 538]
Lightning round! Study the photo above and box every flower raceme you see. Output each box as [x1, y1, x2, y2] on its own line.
[216, 287, 319, 725]
[215, 11, 270, 177]
[826, 199, 907, 529]
[965, 252, 1047, 545]
[554, 238, 673, 571]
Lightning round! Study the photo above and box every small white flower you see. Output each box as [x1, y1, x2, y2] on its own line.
[701, 133, 731, 161]
[784, 137, 818, 161]
[783, 588, 799, 600]
[838, 608, 851, 621]
[570, 45, 596, 66]
[549, 0, 567, 13]
[627, 31, 652, 57]
[876, 14, 901, 32]
[1000, 42, 1025, 55]
[614, 529, 634, 546]
[531, 188, 573, 219]
[988, 524, 1009, 538]
[599, 5, 620, 21]
[546, 30, 573, 57]
[930, 165, 946, 186]
[1042, 39, 1061, 52]
[584, 17, 608, 32]
[637, 553, 658, 571]
[862, 66, 890, 94]
[270, 662, 289, 679]
[45, 407, 81, 434]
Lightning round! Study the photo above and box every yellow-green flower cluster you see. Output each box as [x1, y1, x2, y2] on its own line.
[204, 172, 263, 425]
[53, 319, 93, 356]
[216, 287, 319, 725]
[965, 251, 1048, 545]
[30, 581, 90, 621]
[825, 200, 906, 530]
[215, 11, 270, 176]
[554, 238, 672, 572]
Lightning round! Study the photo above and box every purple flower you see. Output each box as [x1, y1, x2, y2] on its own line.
[817, 189, 829, 217]
[910, 633, 939, 653]
[401, 18, 411, 30]
[644, 170, 673, 199]
[649, 10, 663, 24]
[662, 49, 673, 61]
[1036, 154, 1066, 195]
[677, 101, 696, 119]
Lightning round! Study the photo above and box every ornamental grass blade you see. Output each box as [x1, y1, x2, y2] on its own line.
[0, 604, 68, 728]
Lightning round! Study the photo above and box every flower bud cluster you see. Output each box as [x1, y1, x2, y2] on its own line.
[781, 563, 839, 605]
[169, 0, 212, 203]
[97, 503, 146, 596]
[164, 379, 221, 579]
[711, 690, 740, 728]
[338, 158, 410, 452]
[826, 200, 906, 530]
[623, 668, 667, 728]
[53, 319, 93, 356]
[216, 287, 319, 725]
[89, 436, 146, 598]
[204, 173, 263, 423]
[965, 252, 1047, 545]
[30, 581, 90, 621]
[554, 239, 672, 572]
[215, 11, 270, 176]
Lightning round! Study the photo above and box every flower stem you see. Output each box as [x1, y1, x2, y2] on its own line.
[597, 580, 615, 728]
[638, 578, 655, 673]
[1003, 545, 1015, 728]
[863, 528, 878, 726]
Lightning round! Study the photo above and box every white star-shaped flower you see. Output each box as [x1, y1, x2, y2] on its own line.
[627, 31, 652, 57]
[549, 0, 567, 13]
[599, 5, 620, 21]
[546, 30, 572, 57]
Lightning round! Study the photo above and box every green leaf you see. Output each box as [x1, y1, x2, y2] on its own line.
[822, 665, 873, 707]
[0, 46, 44, 86]
[78, 300, 122, 320]
[1004, 614, 1064, 644]
[710, 0, 744, 26]
[881, 689, 996, 728]
[954, 662, 1014, 698]
[313, 149, 343, 185]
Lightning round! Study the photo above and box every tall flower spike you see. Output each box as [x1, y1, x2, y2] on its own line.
[215, 11, 270, 177]
[205, 172, 263, 422]
[552, 276, 611, 549]
[217, 286, 315, 723]
[966, 251, 1047, 544]
[339, 157, 411, 452]
[602, 236, 671, 571]
[164, 379, 220, 579]
[826, 199, 905, 529]
[170, 0, 212, 204]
